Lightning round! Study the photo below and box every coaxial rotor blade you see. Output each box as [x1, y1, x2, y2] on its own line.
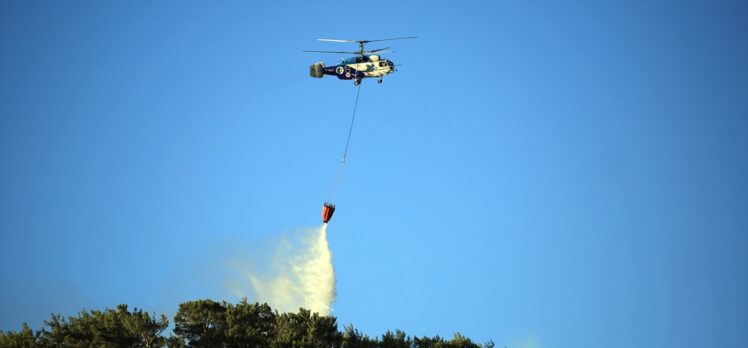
[366, 47, 391, 53]
[317, 37, 417, 44]
[303, 50, 359, 54]
[317, 38, 355, 43]
[363, 36, 417, 43]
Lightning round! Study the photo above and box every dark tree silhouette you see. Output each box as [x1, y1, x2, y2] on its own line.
[173, 299, 228, 347]
[0, 300, 494, 348]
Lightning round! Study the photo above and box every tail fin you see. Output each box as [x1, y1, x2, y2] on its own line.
[309, 62, 324, 78]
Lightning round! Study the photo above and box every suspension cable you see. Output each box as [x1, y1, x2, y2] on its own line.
[341, 83, 362, 164]
[327, 83, 362, 202]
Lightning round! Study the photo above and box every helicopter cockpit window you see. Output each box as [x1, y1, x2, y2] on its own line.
[379, 61, 386, 67]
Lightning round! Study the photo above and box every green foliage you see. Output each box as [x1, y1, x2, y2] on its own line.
[123, 305, 170, 347]
[274, 308, 341, 348]
[341, 324, 377, 348]
[3, 304, 168, 347]
[380, 329, 411, 348]
[1, 301, 494, 347]
[0, 323, 38, 347]
[225, 299, 276, 347]
[173, 299, 228, 347]
[412, 332, 488, 348]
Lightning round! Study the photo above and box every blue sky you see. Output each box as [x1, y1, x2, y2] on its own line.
[1, 1, 747, 347]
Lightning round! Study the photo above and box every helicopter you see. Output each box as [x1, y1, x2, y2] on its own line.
[305, 37, 416, 86]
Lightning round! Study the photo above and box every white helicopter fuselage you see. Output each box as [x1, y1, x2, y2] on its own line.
[343, 55, 394, 77]
[309, 54, 399, 85]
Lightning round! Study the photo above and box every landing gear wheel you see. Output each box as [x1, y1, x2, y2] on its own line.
[354, 79, 361, 86]
[377, 79, 383, 84]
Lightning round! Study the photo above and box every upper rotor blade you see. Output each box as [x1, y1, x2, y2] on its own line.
[316, 37, 417, 44]
[303, 50, 359, 54]
[364, 36, 417, 43]
[317, 38, 354, 43]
